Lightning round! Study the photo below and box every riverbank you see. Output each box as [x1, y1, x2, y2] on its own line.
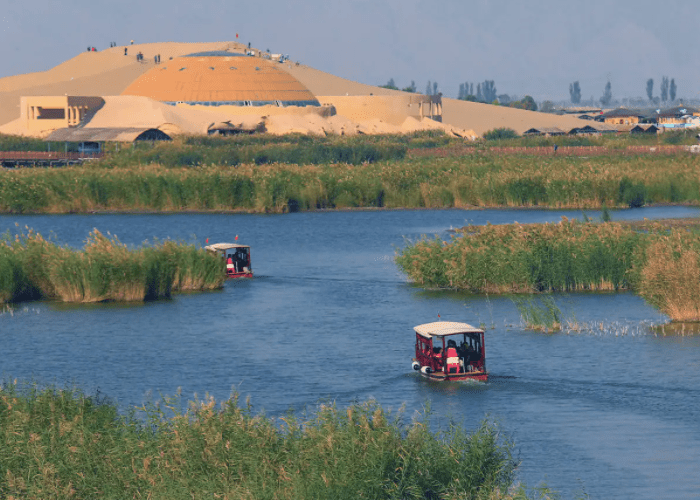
[0, 228, 223, 303]
[396, 218, 700, 322]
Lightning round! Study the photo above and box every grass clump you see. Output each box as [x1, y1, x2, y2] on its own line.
[0, 383, 539, 500]
[513, 296, 562, 333]
[397, 218, 700, 322]
[396, 218, 640, 293]
[0, 228, 223, 304]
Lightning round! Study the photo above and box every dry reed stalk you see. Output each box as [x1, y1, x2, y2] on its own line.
[640, 240, 700, 321]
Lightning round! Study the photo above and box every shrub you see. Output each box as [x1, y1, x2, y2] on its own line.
[483, 128, 519, 140]
[618, 177, 647, 208]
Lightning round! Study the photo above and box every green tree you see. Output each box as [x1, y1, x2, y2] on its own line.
[670, 78, 677, 101]
[497, 94, 511, 104]
[481, 80, 497, 102]
[569, 81, 581, 104]
[660, 76, 669, 102]
[646, 78, 654, 101]
[600, 81, 612, 106]
[380, 78, 398, 90]
[540, 100, 555, 113]
[483, 127, 519, 140]
[509, 96, 537, 111]
[401, 80, 416, 93]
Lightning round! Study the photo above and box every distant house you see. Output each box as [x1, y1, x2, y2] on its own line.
[655, 105, 700, 129]
[629, 124, 659, 134]
[523, 127, 565, 137]
[599, 108, 643, 126]
[568, 125, 602, 135]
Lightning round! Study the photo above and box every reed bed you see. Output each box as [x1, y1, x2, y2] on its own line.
[99, 132, 430, 169]
[396, 219, 700, 322]
[3, 148, 700, 213]
[0, 228, 223, 304]
[0, 383, 544, 500]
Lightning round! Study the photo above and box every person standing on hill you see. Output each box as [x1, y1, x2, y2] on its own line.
[124, 47, 127, 56]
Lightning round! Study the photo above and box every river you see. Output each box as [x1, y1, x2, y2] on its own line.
[2, 206, 700, 499]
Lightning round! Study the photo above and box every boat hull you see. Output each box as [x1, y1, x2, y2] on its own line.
[420, 370, 488, 382]
[226, 271, 253, 279]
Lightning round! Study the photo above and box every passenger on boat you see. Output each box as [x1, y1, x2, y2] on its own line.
[446, 340, 461, 374]
[226, 256, 235, 273]
[464, 344, 481, 371]
[235, 249, 247, 272]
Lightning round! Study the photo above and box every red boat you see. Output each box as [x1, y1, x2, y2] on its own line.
[205, 243, 253, 278]
[411, 321, 488, 382]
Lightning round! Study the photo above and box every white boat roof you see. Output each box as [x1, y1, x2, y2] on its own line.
[205, 243, 249, 251]
[413, 321, 484, 338]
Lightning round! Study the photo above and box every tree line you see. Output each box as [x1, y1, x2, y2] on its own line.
[569, 77, 678, 106]
[646, 77, 677, 103]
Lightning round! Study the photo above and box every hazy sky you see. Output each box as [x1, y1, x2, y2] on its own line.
[2, 0, 698, 101]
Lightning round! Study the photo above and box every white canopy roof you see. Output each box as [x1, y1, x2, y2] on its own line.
[413, 321, 484, 339]
[205, 243, 249, 251]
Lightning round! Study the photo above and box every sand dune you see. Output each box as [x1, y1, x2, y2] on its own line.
[0, 40, 590, 137]
[0, 41, 243, 127]
[441, 98, 593, 135]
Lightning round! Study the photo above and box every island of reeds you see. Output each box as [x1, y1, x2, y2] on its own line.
[0, 383, 550, 500]
[2, 131, 700, 214]
[395, 218, 700, 322]
[0, 228, 223, 304]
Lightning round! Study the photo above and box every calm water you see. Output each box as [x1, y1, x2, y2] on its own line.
[2, 206, 700, 499]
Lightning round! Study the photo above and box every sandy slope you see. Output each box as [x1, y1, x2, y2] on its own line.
[0, 40, 589, 137]
[280, 63, 404, 97]
[441, 98, 592, 135]
[0, 42, 242, 127]
[282, 63, 590, 135]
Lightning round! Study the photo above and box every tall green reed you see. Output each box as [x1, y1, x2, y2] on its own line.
[0, 228, 223, 304]
[4, 141, 700, 214]
[0, 383, 534, 500]
[397, 219, 700, 322]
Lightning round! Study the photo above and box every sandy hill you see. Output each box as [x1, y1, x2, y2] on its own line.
[441, 98, 594, 136]
[0, 42, 243, 127]
[0, 40, 590, 137]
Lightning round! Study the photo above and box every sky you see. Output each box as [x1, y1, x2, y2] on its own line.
[2, 0, 698, 102]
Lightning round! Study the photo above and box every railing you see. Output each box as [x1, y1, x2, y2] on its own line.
[1, 151, 104, 167]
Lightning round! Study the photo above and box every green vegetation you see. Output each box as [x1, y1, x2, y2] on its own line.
[0, 228, 223, 304]
[0, 383, 547, 500]
[396, 219, 700, 322]
[2, 131, 700, 213]
[3, 146, 700, 213]
[483, 128, 519, 140]
[513, 296, 563, 333]
[0, 134, 75, 153]
[102, 133, 414, 168]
